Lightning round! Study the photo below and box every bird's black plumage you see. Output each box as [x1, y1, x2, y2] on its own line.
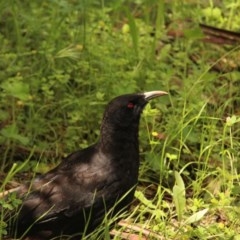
[5, 91, 167, 239]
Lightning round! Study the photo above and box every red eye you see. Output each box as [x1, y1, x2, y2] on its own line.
[127, 102, 135, 109]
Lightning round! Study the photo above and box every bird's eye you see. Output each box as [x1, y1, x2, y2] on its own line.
[127, 102, 135, 109]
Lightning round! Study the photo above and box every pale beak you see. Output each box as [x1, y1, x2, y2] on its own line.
[143, 90, 168, 101]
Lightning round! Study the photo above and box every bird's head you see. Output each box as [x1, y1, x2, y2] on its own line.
[102, 91, 168, 130]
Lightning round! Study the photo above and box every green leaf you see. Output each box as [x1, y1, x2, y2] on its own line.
[226, 115, 240, 127]
[0, 124, 29, 145]
[184, 208, 209, 224]
[173, 171, 186, 221]
[175, 171, 185, 191]
[135, 190, 156, 209]
[1, 77, 30, 100]
[55, 45, 82, 61]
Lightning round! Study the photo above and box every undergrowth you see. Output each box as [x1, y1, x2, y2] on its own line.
[1, 0, 240, 239]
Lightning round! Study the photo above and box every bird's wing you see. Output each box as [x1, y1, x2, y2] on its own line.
[17, 146, 116, 225]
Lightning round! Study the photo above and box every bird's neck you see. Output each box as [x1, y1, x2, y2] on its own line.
[98, 123, 140, 188]
[99, 124, 140, 155]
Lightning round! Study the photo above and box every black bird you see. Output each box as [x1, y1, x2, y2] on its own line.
[6, 91, 167, 240]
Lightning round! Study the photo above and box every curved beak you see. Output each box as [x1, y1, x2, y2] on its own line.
[143, 90, 168, 101]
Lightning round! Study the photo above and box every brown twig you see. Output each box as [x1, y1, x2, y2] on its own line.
[200, 23, 240, 45]
[110, 220, 164, 240]
[0, 187, 20, 198]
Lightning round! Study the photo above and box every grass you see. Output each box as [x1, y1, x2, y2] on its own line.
[1, 0, 240, 239]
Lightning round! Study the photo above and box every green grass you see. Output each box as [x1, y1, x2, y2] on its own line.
[1, 0, 240, 239]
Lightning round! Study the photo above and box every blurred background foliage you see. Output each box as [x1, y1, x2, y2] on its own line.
[0, 0, 240, 189]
